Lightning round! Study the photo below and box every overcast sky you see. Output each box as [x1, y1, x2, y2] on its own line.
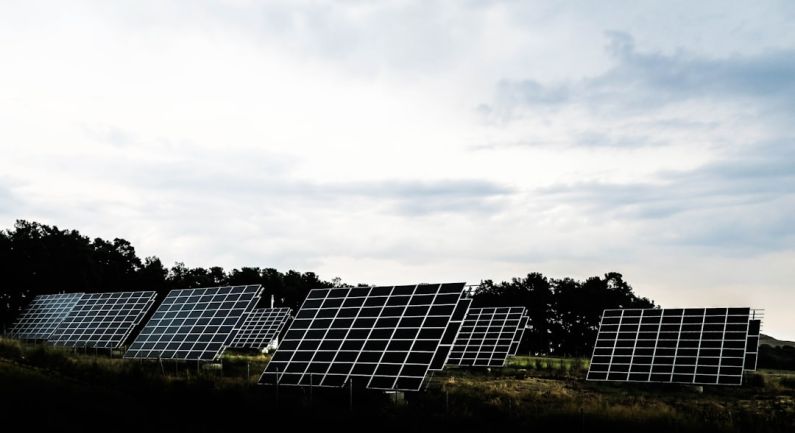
[0, 1, 793, 338]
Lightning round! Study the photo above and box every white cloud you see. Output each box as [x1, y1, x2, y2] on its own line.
[0, 0, 793, 339]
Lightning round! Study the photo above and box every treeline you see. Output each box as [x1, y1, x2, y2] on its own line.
[0, 220, 333, 329]
[0, 220, 654, 356]
[472, 273, 654, 356]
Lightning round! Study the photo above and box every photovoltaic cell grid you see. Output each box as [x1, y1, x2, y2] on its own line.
[124, 285, 263, 361]
[510, 314, 529, 356]
[587, 308, 751, 385]
[9, 293, 85, 340]
[259, 283, 470, 391]
[744, 315, 761, 371]
[428, 297, 471, 371]
[448, 307, 527, 367]
[48, 291, 157, 349]
[228, 307, 292, 350]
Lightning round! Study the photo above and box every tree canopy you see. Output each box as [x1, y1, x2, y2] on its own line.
[472, 272, 655, 356]
[1, 220, 655, 355]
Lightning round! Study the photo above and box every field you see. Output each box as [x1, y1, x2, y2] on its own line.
[1, 338, 793, 432]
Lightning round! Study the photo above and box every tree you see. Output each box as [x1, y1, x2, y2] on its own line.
[137, 256, 168, 294]
[0, 219, 659, 358]
[553, 273, 655, 356]
[474, 272, 655, 357]
[91, 237, 142, 290]
[0, 220, 341, 329]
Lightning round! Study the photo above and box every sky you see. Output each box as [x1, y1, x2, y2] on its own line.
[0, 1, 793, 339]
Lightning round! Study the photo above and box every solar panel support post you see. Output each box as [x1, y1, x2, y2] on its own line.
[309, 373, 313, 407]
[349, 378, 353, 413]
[445, 387, 449, 415]
[275, 367, 280, 408]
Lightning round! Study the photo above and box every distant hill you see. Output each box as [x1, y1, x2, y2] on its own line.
[760, 334, 795, 348]
[759, 334, 795, 370]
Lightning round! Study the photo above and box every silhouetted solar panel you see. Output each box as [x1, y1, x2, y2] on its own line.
[259, 282, 470, 391]
[9, 293, 84, 340]
[48, 291, 157, 349]
[428, 297, 472, 371]
[448, 307, 527, 367]
[124, 285, 262, 361]
[228, 307, 292, 350]
[744, 318, 761, 371]
[587, 308, 752, 385]
[510, 314, 529, 356]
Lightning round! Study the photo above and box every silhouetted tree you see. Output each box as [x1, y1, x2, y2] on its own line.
[473, 273, 555, 355]
[136, 256, 169, 293]
[0, 219, 658, 357]
[474, 272, 655, 357]
[553, 273, 654, 356]
[0, 220, 338, 329]
[91, 238, 142, 291]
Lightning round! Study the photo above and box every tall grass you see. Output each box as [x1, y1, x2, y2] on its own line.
[1, 337, 793, 432]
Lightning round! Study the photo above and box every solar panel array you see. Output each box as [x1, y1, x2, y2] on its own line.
[48, 291, 157, 349]
[228, 307, 292, 350]
[448, 307, 528, 367]
[259, 283, 470, 391]
[587, 308, 752, 385]
[9, 293, 85, 340]
[124, 285, 262, 361]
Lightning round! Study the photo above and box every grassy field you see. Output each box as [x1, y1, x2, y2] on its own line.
[1, 338, 793, 432]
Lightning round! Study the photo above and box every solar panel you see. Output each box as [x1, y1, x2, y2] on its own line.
[510, 313, 529, 356]
[587, 308, 752, 385]
[448, 307, 527, 367]
[259, 282, 470, 391]
[48, 291, 157, 349]
[228, 307, 292, 350]
[744, 318, 761, 371]
[9, 293, 85, 340]
[123, 285, 263, 361]
[428, 297, 471, 371]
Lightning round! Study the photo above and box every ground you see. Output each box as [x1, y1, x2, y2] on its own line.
[1, 339, 793, 432]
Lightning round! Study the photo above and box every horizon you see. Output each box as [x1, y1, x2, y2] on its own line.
[1, 1, 793, 340]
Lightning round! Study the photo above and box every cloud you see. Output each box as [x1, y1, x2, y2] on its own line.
[82, 124, 137, 147]
[480, 32, 795, 152]
[538, 139, 795, 252]
[1, 1, 794, 338]
[0, 180, 20, 216]
[493, 31, 795, 114]
[137, 165, 515, 217]
[344, 179, 514, 216]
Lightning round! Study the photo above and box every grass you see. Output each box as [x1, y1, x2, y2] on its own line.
[1, 338, 793, 432]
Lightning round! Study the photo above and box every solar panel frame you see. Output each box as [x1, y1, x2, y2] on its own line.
[9, 293, 85, 340]
[448, 306, 528, 367]
[744, 317, 761, 371]
[428, 297, 472, 371]
[123, 285, 263, 361]
[587, 307, 751, 386]
[228, 307, 293, 350]
[259, 282, 469, 392]
[48, 291, 157, 349]
[510, 314, 528, 356]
